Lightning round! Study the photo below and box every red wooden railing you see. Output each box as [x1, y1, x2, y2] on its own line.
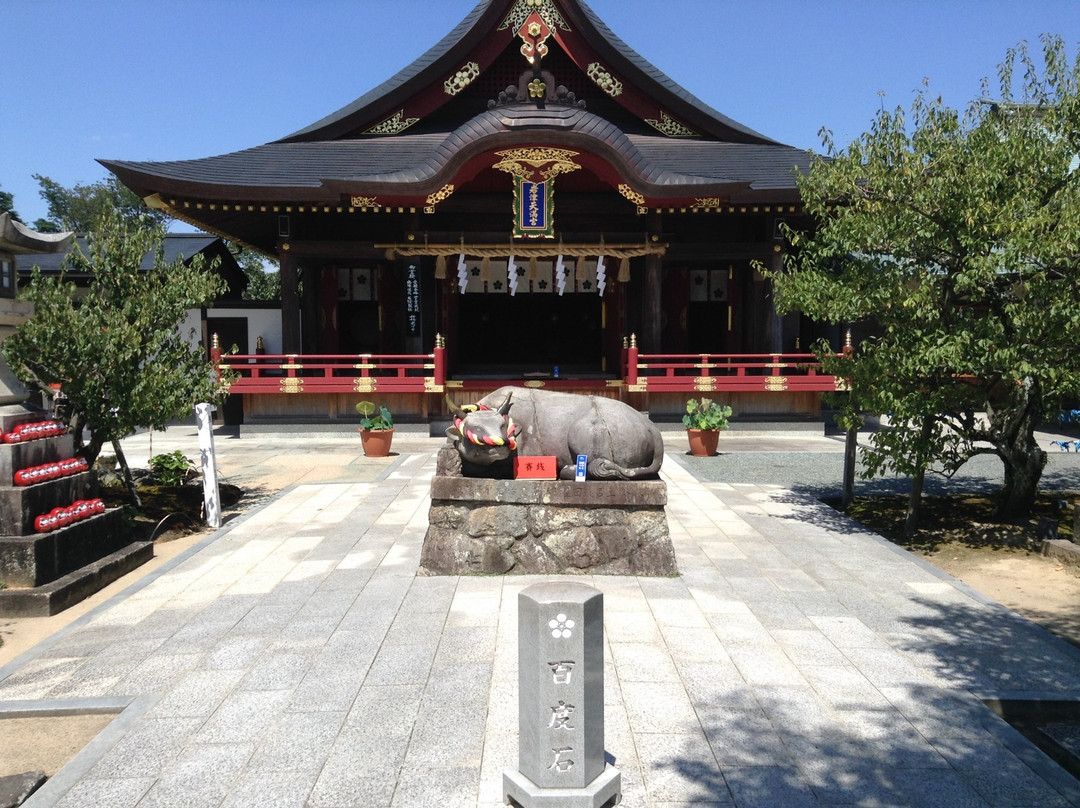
[215, 334, 838, 395]
[623, 340, 840, 393]
[216, 337, 446, 395]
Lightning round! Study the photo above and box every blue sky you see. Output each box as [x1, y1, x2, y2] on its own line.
[4, 0, 1080, 228]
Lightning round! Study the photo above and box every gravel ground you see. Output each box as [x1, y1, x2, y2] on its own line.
[674, 433, 1080, 500]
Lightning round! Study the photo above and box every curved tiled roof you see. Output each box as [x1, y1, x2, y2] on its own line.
[280, 1, 494, 142]
[572, 0, 778, 145]
[627, 137, 813, 190]
[278, 0, 781, 147]
[103, 104, 810, 202]
[16, 233, 223, 275]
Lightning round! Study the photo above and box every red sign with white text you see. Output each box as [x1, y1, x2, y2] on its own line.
[514, 456, 558, 480]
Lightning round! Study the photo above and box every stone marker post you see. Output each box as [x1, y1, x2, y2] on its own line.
[505, 581, 621, 807]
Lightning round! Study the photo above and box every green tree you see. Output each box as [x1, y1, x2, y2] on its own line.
[0, 183, 20, 222]
[32, 174, 280, 300]
[33, 173, 167, 234]
[3, 207, 229, 506]
[234, 247, 281, 301]
[767, 35, 1080, 528]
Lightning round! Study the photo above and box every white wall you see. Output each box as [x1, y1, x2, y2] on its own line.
[180, 309, 202, 346]
[209, 307, 283, 354]
[182, 305, 284, 355]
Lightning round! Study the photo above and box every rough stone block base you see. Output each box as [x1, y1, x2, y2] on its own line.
[421, 477, 678, 576]
[504, 764, 621, 807]
[0, 539, 153, 617]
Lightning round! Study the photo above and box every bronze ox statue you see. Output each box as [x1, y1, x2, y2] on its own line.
[446, 386, 664, 480]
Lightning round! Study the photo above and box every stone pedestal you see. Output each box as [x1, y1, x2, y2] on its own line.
[422, 476, 678, 576]
[504, 581, 621, 808]
[0, 411, 147, 616]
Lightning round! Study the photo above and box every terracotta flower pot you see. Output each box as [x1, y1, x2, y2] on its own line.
[686, 428, 720, 457]
[359, 428, 394, 457]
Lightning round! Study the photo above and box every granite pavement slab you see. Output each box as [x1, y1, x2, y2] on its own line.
[1, 435, 1079, 806]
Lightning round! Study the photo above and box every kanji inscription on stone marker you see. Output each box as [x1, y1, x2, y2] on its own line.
[548, 661, 575, 684]
[504, 581, 621, 807]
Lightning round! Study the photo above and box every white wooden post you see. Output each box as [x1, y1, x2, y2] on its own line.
[195, 403, 221, 528]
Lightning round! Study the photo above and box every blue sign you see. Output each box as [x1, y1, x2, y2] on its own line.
[514, 177, 555, 238]
[522, 180, 547, 230]
[575, 454, 587, 482]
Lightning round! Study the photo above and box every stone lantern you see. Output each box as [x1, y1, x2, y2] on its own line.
[0, 213, 73, 412]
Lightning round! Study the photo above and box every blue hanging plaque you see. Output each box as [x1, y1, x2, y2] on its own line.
[514, 177, 555, 238]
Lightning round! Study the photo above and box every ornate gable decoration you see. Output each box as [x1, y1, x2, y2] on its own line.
[587, 63, 622, 97]
[499, 0, 570, 35]
[425, 184, 455, 214]
[364, 110, 420, 135]
[444, 62, 481, 96]
[517, 11, 553, 65]
[645, 110, 698, 138]
[493, 148, 581, 239]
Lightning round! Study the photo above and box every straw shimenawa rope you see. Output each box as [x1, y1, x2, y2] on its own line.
[381, 241, 666, 262]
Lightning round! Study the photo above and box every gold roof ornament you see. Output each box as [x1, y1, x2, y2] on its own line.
[499, 0, 570, 35]
[364, 110, 420, 135]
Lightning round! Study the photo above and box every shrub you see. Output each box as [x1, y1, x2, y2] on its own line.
[682, 398, 732, 431]
[148, 450, 197, 486]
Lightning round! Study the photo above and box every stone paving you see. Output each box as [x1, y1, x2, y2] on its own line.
[2, 433, 1080, 806]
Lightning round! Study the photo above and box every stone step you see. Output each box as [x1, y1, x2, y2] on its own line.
[0, 538, 153, 617]
[0, 470, 96, 536]
[0, 508, 125, 588]
[0, 433, 75, 484]
[0, 404, 48, 436]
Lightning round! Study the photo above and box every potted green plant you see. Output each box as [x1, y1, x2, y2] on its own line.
[356, 400, 395, 457]
[682, 397, 732, 457]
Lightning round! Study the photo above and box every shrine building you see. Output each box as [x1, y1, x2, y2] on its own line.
[102, 0, 843, 427]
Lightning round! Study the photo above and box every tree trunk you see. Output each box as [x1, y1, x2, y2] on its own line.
[80, 424, 106, 466]
[997, 432, 1046, 520]
[904, 465, 926, 539]
[993, 377, 1046, 520]
[842, 426, 857, 508]
[113, 438, 142, 509]
[903, 417, 936, 538]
